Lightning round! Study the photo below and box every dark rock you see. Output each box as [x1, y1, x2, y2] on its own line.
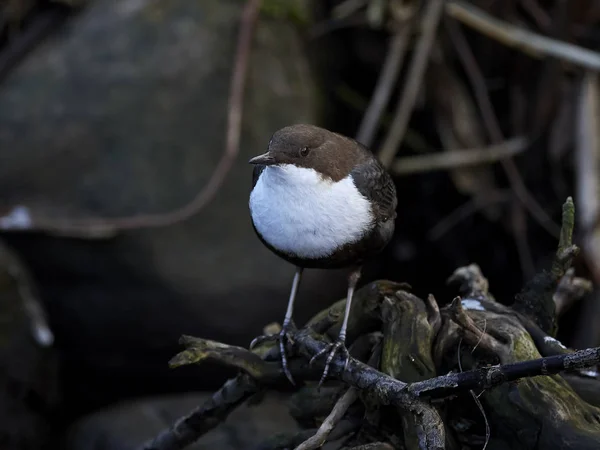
[0, 0, 347, 412]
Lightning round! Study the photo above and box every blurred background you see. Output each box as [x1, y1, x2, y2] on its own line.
[0, 0, 598, 449]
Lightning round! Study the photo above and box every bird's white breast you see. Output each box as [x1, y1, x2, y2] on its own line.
[249, 164, 374, 259]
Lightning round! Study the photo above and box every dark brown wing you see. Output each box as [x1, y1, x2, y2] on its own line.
[350, 156, 397, 221]
[252, 164, 266, 189]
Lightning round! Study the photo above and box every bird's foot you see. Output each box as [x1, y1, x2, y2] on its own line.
[309, 336, 350, 388]
[249, 321, 296, 385]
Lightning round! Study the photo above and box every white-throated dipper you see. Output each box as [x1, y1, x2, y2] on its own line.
[248, 124, 397, 385]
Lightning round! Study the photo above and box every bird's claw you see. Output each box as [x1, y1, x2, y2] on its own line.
[310, 337, 349, 388]
[249, 323, 296, 385]
[249, 333, 276, 349]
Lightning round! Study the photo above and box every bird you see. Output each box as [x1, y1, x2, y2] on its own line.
[247, 123, 397, 386]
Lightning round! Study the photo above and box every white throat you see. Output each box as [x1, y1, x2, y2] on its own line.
[249, 164, 374, 259]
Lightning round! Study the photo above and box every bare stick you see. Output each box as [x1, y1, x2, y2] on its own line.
[294, 329, 600, 400]
[356, 23, 413, 147]
[573, 71, 600, 348]
[294, 388, 358, 450]
[392, 137, 528, 175]
[378, 0, 446, 168]
[428, 190, 511, 240]
[445, 14, 561, 239]
[139, 374, 259, 450]
[554, 268, 593, 317]
[445, 1, 600, 71]
[142, 330, 600, 450]
[457, 339, 490, 450]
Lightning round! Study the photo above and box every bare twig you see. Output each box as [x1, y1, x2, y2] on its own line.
[554, 268, 593, 317]
[0, 8, 65, 84]
[428, 189, 511, 240]
[446, 0, 600, 71]
[408, 344, 600, 398]
[378, 0, 446, 168]
[575, 71, 600, 276]
[457, 339, 490, 450]
[512, 197, 578, 335]
[450, 298, 508, 360]
[511, 200, 536, 280]
[294, 388, 358, 450]
[356, 21, 413, 146]
[470, 389, 490, 450]
[255, 419, 358, 450]
[392, 137, 528, 175]
[0, 239, 54, 346]
[445, 14, 561, 239]
[520, 0, 552, 31]
[168, 336, 280, 380]
[0, 0, 262, 238]
[426, 294, 442, 335]
[573, 71, 600, 349]
[139, 374, 260, 450]
[294, 329, 600, 401]
[143, 325, 600, 450]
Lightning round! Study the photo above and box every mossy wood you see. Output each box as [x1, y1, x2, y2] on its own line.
[142, 199, 600, 450]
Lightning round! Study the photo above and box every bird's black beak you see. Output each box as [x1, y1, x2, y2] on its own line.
[248, 152, 276, 165]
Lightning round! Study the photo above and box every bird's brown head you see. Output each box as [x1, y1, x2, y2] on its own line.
[248, 124, 368, 181]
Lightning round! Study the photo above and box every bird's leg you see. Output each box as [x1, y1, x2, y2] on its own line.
[250, 266, 303, 384]
[310, 266, 361, 387]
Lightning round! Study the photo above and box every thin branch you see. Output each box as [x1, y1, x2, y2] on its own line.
[142, 327, 600, 450]
[0, 0, 262, 238]
[356, 22, 413, 147]
[457, 339, 490, 450]
[378, 0, 446, 168]
[512, 197, 579, 335]
[451, 298, 508, 360]
[554, 268, 593, 317]
[511, 199, 536, 280]
[408, 345, 600, 398]
[445, 14, 561, 239]
[294, 388, 358, 450]
[573, 71, 600, 349]
[0, 239, 54, 347]
[470, 389, 490, 450]
[426, 294, 442, 335]
[445, 0, 600, 71]
[392, 137, 528, 175]
[575, 71, 600, 270]
[255, 419, 359, 450]
[520, 0, 552, 31]
[294, 329, 600, 401]
[428, 189, 511, 240]
[139, 374, 260, 450]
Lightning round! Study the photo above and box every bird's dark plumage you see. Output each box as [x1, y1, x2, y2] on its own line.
[249, 125, 396, 270]
[247, 123, 398, 387]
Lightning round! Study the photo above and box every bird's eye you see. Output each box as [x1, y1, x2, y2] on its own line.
[300, 147, 310, 157]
